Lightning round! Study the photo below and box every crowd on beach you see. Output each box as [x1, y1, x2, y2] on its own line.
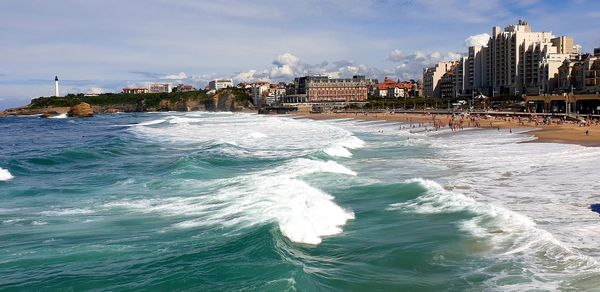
[319, 110, 600, 141]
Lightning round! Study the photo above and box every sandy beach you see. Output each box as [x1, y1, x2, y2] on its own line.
[294, 111, 600, 147]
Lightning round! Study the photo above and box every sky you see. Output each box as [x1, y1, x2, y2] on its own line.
[1, 0, 599, 109]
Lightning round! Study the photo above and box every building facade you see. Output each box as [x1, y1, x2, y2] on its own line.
[424, 21, 580, 98]
[486, 20, 576, 95]
[123, 88, 149, 94]
[148, 83, 172, 94]
[558, 50, 600, 93]
[175, 84, 196, 92]
[292, 75, 368, 102]
[423, 61, 457, 98]
[208, 79, 233, 92]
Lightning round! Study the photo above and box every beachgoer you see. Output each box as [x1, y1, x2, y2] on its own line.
[586, 130, 589, 136]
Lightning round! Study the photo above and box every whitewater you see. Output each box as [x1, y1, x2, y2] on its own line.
[1, 112, 599, 290]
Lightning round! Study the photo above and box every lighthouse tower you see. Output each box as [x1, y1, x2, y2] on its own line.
[54, 76, 60, 97]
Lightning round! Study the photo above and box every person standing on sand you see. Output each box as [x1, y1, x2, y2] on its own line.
[586, 130, 589, 136]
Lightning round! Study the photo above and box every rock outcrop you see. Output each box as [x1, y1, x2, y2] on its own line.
[68, 102, 94, 117]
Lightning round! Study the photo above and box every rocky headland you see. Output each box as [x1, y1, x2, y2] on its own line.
[0, 88, 255, 117]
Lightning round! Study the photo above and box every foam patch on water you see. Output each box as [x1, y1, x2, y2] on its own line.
[389, 178, 600, 289]
[105, 158, 356, 245]
[40, 208, 95, 216]
[129, 112, 365, 159]
[48, 113, 68, 119]
[324, 145, 352, 158]
[136, 119, 166, 126]
[0, 167, 14, 181]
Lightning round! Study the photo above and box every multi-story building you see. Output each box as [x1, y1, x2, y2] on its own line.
[423, 61, 457, 98]
[440, 70, 454, 98]
[557, 49, 600, 93]
[466, 46, 489, 94]
[148, 83, 172, 94]
[426, 21, 579, 97]
[486, 20, 576, 95]
[123, 88, 149, 94]
[175, 84, 196, 92]
[292, 75, 368, 102]
[583, 54, 600, 92]
[376, 78, 414, 98]
[452, 57, 468, 97]
[208, 79, 233, 92]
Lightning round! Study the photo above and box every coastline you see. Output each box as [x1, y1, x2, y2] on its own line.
[292, 111, 600, 147]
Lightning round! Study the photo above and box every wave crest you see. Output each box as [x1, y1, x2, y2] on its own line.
[0, 167, 14, 181]
[105, 158, 356, 245]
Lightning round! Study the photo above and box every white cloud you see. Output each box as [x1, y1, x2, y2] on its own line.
[388, 49, 404, 62]
[162, 72, 188, 80]
[269, 53, 303, 79]
[89, 87, 105, 94]
[387, 49, 463, 80]
[231, 69, 270, 82]
[232, 69, 258, 81]
[464, 33, 491, 47]
[273, 53, 300, 67]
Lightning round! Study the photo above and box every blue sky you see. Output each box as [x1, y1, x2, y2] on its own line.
[1, 0, 599, 109]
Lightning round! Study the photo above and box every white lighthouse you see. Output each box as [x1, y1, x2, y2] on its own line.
[54, 76, 60, 97]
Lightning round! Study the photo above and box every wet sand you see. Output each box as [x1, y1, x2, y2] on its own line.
[294, 112, 600, 147]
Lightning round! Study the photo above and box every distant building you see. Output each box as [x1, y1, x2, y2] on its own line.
[423, 61, 457, 98]
[376, 78, 414, 98]
[291, 75, 368, 102]
[208, 79, 233, 92]
[123, 88, 149, 94]
[557, 50, 600, 93]
[175, 84, 196, 92]
[148, 83, 172, 94]
[251, 82, 271, 107]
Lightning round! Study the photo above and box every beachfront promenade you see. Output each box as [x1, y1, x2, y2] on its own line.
[329, 109, 600, 120]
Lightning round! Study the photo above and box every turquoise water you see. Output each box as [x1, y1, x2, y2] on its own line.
[1, 112, 600, 291]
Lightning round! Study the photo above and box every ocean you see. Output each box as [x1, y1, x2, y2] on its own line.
[1, 112, 600, 291]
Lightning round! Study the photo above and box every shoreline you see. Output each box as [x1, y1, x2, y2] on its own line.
[293, 111, 600, 147]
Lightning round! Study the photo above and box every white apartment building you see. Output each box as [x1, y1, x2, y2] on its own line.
[423, 61, 457, 98]
[148, 83, 172, 93]
[208, 79, 233, 92]
[487, 20, 575, 95]
[425, 21, 579, 98]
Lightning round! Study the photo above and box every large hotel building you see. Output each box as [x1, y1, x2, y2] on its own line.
[291, 75, 369, 102]
[423, 20, 581, 98]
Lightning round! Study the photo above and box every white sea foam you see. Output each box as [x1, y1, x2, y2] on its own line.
[324, 145, 352, 158]
[105, 158, 356, 245]
[136, 119, 166, 126]
[245, 132, 268, 139]
[40, 208, 95, 216]
[48, 113, 68, 119]
[0, 167, 14, 181]
[390, 177, 600, 289]
[130, 112, 365, 159]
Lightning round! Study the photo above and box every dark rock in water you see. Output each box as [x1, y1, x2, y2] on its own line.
[68, 103, 94, 117]
[590, 204, 600, 215]
[41, 111, 60, 118]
